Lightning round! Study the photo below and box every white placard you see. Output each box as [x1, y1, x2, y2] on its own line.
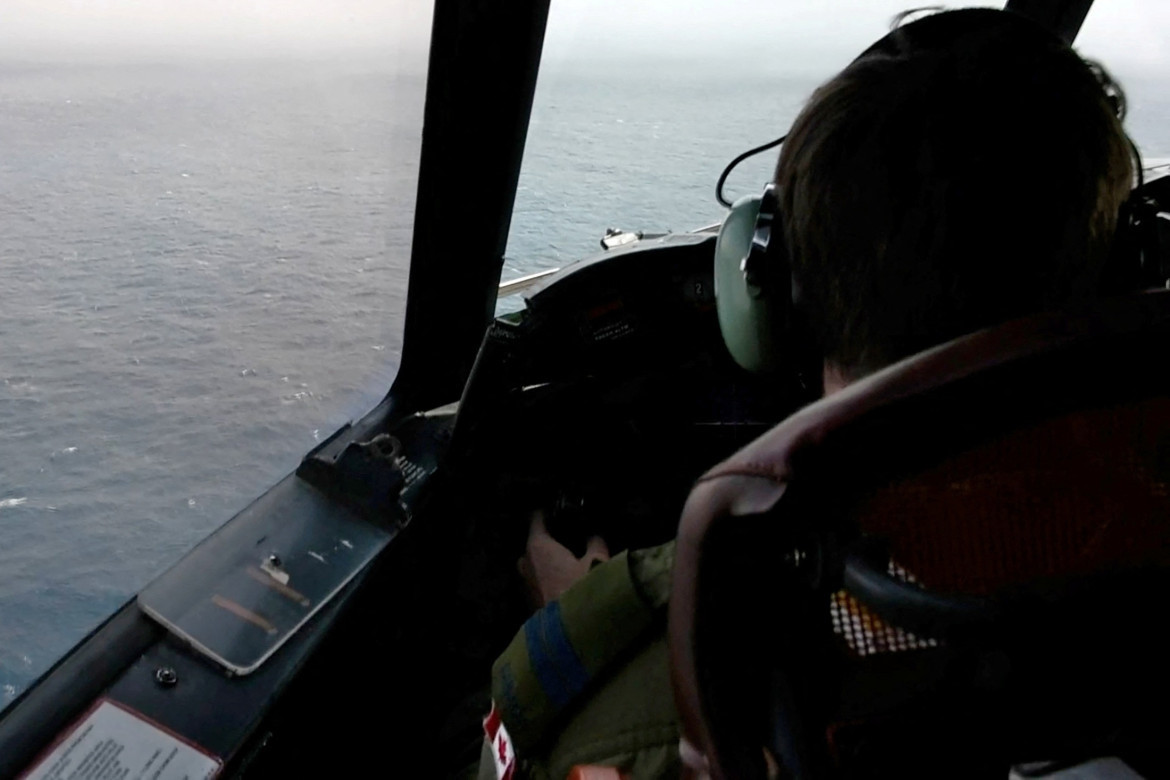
[22, 699, 220, 780]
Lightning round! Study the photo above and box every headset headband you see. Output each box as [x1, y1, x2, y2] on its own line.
[854, 8, 1065, 62]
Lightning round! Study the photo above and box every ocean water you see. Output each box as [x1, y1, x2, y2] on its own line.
[0, 59, 418, 704]
[2, 56, 1168, 708]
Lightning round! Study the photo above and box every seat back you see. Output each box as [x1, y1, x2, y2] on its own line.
[669, 292, 1170, 779]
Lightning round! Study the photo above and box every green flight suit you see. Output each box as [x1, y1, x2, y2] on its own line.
[479, 541, 679, 780]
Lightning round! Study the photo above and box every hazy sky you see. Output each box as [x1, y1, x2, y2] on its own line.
[0, 0, 428, 60]
[0, 1, 1164, 73]
[540, 0, 1168, 74]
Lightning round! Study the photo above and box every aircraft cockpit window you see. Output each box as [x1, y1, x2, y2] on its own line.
[501, 0, 1168, 303]
[503, 0, 1011, 292]
[1077, 3, 1170, 162]
[0, 1, 431, 710]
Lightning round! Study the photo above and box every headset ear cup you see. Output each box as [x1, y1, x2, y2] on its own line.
[1102, 180, 1170, 295]
[714, 195, 780, 373]
[1131, 194, 1170, 290]
[714, 189, 822, 398]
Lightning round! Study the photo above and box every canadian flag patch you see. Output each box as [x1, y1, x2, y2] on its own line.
[483, 701, 517, 780]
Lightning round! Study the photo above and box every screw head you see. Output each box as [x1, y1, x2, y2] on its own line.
[155, 666, 178, 688]
[268, 553, 282, 568]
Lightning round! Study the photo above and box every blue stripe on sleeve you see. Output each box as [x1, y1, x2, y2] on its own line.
[523, 601, 590, 708]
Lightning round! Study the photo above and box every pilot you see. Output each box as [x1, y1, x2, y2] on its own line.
[471, 8, 1136, 779]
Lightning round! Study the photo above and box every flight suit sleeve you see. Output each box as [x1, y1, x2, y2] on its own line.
[490, 541, 676, 756]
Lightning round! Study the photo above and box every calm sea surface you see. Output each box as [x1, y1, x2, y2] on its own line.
[1, 57, 1167, 706]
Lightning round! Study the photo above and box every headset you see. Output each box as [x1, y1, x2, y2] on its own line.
[713, 8, 1170, 388]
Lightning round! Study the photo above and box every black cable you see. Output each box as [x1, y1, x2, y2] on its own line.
[715, 135, 787, 208]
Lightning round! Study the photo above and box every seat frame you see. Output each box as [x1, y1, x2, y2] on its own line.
[669, 291, 1170, 778]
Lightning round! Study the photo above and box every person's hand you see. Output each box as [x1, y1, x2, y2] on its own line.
[516, 509, 609, 608]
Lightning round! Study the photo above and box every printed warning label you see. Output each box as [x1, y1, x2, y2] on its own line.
[22, 699, 220, 780]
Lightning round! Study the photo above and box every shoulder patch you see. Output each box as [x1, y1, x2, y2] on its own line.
[483, 701, 517, 780]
